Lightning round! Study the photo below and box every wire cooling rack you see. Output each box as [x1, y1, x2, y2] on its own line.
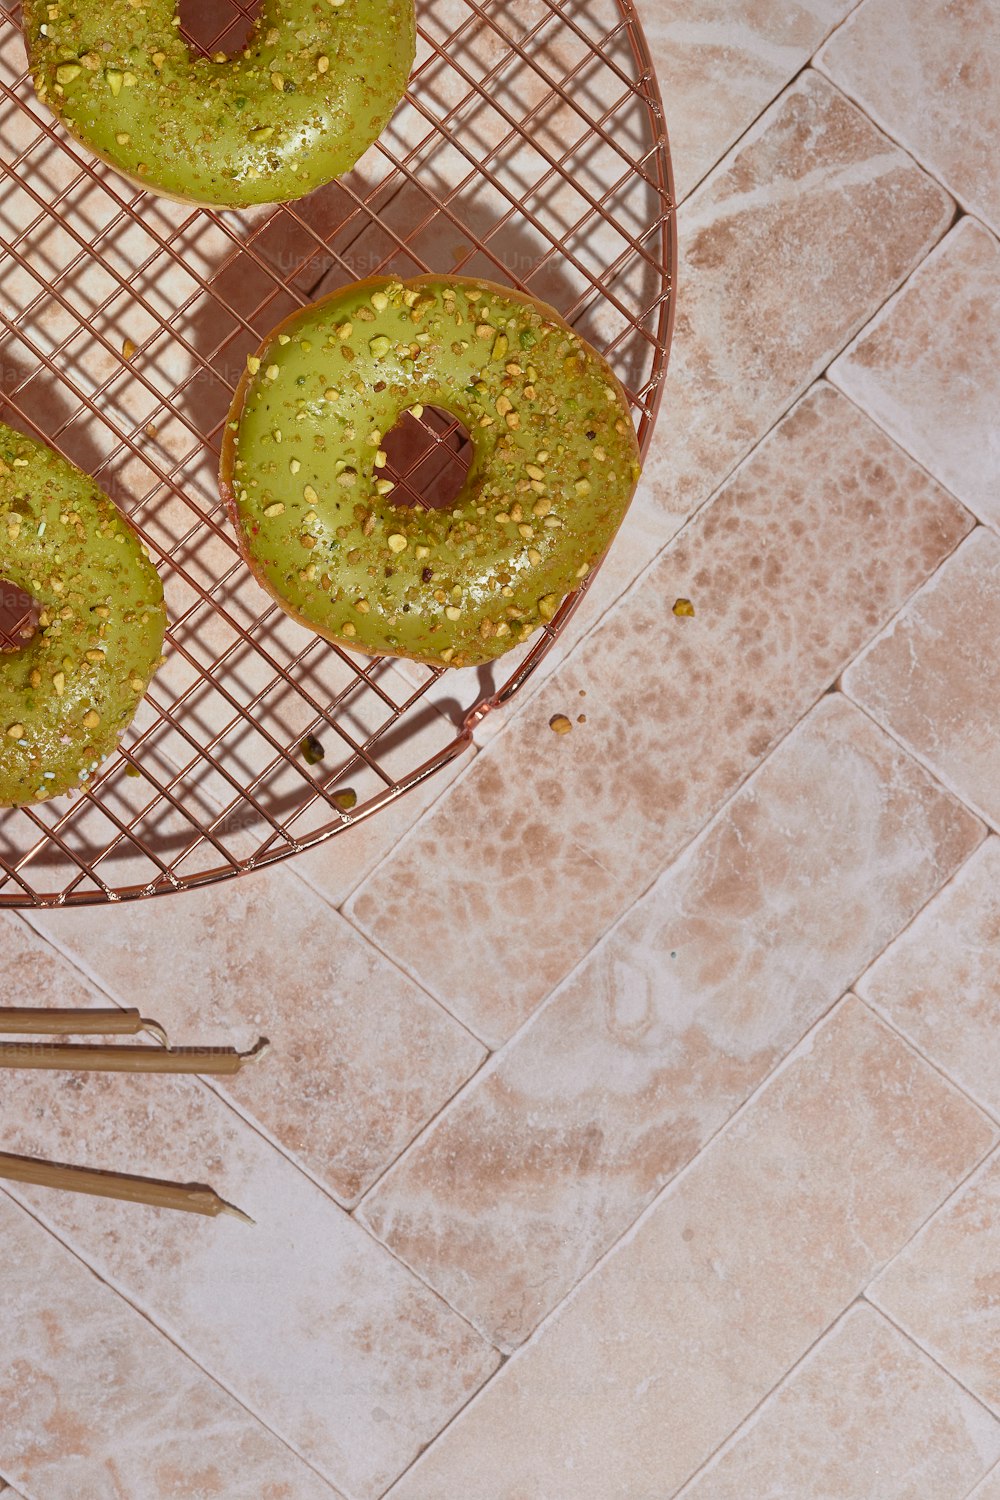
[0, 0, 675, 905]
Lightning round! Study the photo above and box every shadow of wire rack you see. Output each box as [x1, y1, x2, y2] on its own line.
[0, 0, 675, 906]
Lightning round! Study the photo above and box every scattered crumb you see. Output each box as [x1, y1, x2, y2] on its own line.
[121, 338, 138, 361]
[672, 597, 695, 617]
[577, 714, 587, 724]
[333, 788, 358, 812]
[549, 713, 573, 735]
[299, 733, 325, 766]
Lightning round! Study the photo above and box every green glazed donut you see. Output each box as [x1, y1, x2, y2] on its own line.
[220, 276, 641, 667]
[22, 0, 415, 208]
[0, 424, 166, 807]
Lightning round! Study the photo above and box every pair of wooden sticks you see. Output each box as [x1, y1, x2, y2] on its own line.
[0, 1007, 266, 1224]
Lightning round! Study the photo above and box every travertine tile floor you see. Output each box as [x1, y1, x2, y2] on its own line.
[1, 0, 999, 1496]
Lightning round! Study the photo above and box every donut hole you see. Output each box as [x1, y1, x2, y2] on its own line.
[0, 580, 39, 654]
[177, 0, 263, 59]
[381, 406, 473, 512]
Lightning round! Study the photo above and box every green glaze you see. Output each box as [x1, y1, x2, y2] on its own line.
[0, 424, 166, 807]
[221, 276, 641, 667]
[23, 0, 415, 208]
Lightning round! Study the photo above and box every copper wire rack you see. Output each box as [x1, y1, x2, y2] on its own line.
[0, 0, 675, 906]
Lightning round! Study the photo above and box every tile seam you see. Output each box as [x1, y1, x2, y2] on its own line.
[840, 649, 1000, 836]
[866, 1293, 1000, 1426]
[671, 1297, 1000, 1499]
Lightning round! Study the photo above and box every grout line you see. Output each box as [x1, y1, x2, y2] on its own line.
[961, 1460, 1000, 1500]
[321, 888, 496, 1052]
[668, 1300, 901, 1497]
[675, 53, 957, 221]
[841, 663, 1000, 838]
[872, 1018, 1000, 1127]
[351, 1043, 496, 1216]
[669, 0, 866, 213]
[669, 55, 816, 207]
[855, 1089, 1000, 1296]
[0, 1184, 351, 1500]
[867, 1295, 1000, 1427]
[679, 1056, 1000, 1490]
[828, 350, 974, 510]
[824, 210, 1000, 542]
[811, 51, 999, 234]
[861, 978, 1000, 1129]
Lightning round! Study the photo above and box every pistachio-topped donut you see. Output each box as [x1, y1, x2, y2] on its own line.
[220, 276, 641, 667]
[0, 424, 166, 807]
[22, 0, 415, 208]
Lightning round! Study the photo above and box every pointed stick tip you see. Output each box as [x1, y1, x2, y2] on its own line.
[219, 1199, 255, 1226]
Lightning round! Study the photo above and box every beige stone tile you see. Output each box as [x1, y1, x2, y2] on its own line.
[843, 529, 1000, 831]
[859, 836, 1000, 1120]
[0, 1052, 498, 1496]
[649, 69, 953, 537]
[385, 999, 995, 1499]
[970, 1465, 1000, 1500]
[361, 695, 983, 1347]
[830, 220, 1000, 528]
[818, 0, 1000, 232]
[644, 0, 857, 199]
[346, 383, 973, 1043]
[678, 1305, 1000, 1499]
[0, 1195, 346, 1500]
[0, 911, 106, 1013]
[871, 1150, 1000, 1416]
[27, 864, 485, 1206]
